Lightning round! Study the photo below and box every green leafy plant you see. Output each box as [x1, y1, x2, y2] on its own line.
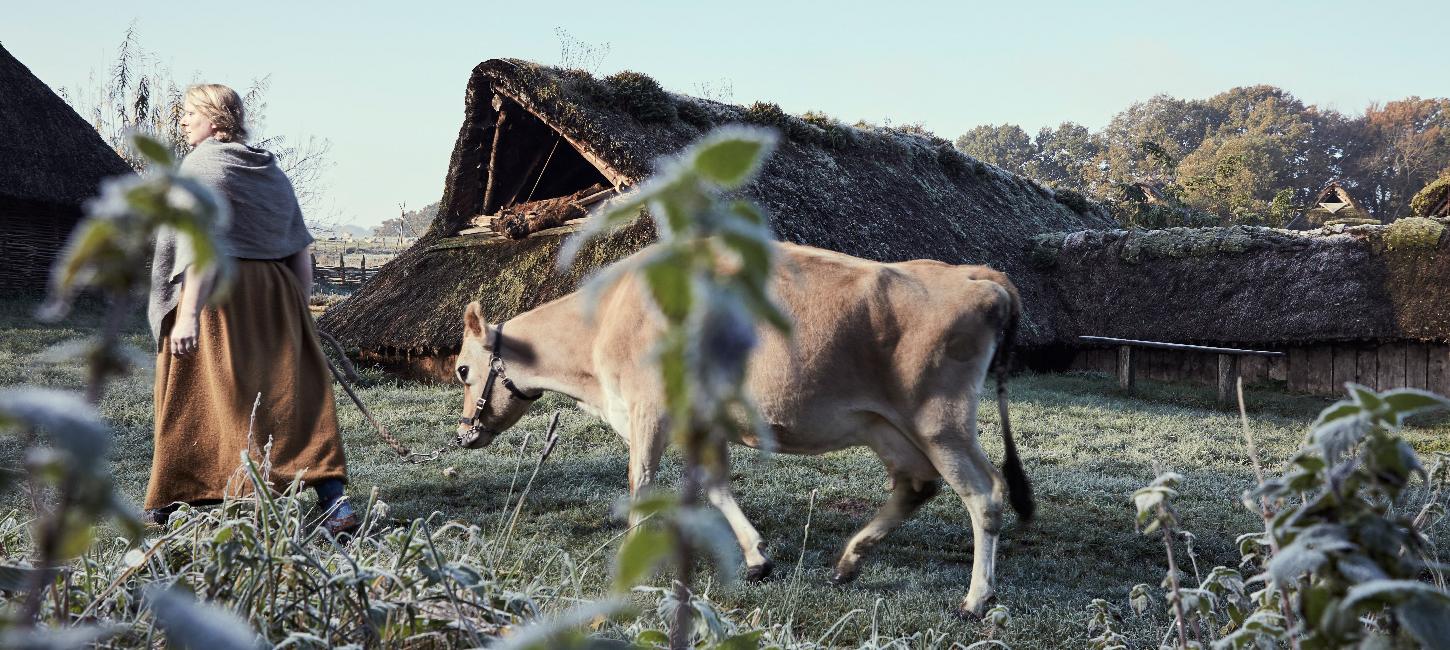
[1122, 384, 1450, 649]
[563, 125, 789, 648]
[1, 132, 241, 647]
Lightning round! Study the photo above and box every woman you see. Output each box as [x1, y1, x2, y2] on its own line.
[145, 84, 356, 535]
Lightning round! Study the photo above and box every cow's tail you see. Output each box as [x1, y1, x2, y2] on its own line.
[989, 281, 1035, 523]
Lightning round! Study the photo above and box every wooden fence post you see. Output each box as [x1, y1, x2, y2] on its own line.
[1118, 346, 1136, 392]
[1217, 354, 1238, 407]
[338, 252, 346, 288]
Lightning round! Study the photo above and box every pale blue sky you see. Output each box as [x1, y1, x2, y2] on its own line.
[7, 0, 1446, 228]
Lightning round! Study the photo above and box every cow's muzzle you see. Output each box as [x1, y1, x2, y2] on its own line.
[455, 425, 495, 449]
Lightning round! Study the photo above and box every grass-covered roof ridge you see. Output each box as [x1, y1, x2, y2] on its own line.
[1033, 220, 1450, 344]
[320, 58, 1115, 353]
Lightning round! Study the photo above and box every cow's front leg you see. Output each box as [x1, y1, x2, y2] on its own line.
[625, 409, 670, 531]
[703, 458, 773, 581]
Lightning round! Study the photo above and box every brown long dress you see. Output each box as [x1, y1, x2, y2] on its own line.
[144, 260, 348, 508]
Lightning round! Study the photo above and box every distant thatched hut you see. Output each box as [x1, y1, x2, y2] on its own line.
[1411, 175, 1450, 219]
[1285, 180, 1375, 230]
[319, 58, 1113, 378]
[1126, 180, 1168, 204]
[0, 44, 134, 295]
[1031, 219, 1450, 395]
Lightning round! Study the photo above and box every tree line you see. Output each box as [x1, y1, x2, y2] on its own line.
[61, 26, 332, 218]
[954, 86, 1450, 228]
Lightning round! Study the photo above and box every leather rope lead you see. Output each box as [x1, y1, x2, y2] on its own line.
[318, 329, 450, 464]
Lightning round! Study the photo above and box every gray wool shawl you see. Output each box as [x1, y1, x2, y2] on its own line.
[148, 138, 314, 347]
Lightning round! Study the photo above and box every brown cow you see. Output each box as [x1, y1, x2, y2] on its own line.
[452, 242, 1033, 617]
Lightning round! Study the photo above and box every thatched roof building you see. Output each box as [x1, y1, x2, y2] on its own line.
[1031, 220, 1450, 346]
[0, 44, 134, 295]
[320, 58, 1113, 359]
[1126, 180, 1168, 204]
[1411, 175, 1450, 219]
[1285, 180, 1375, 230]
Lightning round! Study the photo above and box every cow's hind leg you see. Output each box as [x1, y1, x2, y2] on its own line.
[924, 430, 1009, 619]
[830, 473, 941, 584]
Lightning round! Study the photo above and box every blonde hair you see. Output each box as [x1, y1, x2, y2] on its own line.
[185, 84, 248, 143]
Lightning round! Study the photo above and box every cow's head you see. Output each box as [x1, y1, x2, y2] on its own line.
[454, 301, 540, 449]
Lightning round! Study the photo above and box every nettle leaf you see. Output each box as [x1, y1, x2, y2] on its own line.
[1335, 553, 1389, 583]
[1267, 524, 1353, 584]
[558, 190, 652, 268]
[1149, 471, 1183, 489]
[718, 222, 774, 282]
[491, 599, 626, 650]
[1341, 579, 1450, 610]
[1396, 590, 1450, 650]
[1348, 383, 1384, 412]
[654, 188, 706, 239]
[1379, 388, 1450, 425]
[643, 253, 693, 322]
[146, 586, 264, 650]
[1313, 401, 1362, 427]
[0, 564, 56, 591]
[676, 507, 742, 585]
[598, 193, 651, 229]
[613, 526, 674, 591]
[635, 629, 670, 647]
[984, 604, 1011, 630]
[1131, 485, 1177, 531]
[132, 133, 175, 166]
[727, 199, 765, 226]
[1129, 583, 1152, 615]
[56, 513, 96, 560]
[1368, 438, 1424, 492]
[627, 491, 680, 520]
[0, 625, 126, 650]
[0, 388, 110, 461]
[716, 630, 765, 650]
[1310, 411, 1370, 466]
[689, 126, 778, 190]
[48, 218, 121, 298]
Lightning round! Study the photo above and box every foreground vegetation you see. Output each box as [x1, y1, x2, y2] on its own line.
[4, 294, 1448, 647]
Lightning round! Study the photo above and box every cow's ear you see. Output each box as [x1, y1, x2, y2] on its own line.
[464, 301, 486, 338]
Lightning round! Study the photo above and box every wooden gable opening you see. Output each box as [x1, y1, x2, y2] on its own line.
[1286, 180, 1375, 230]
[458, 93, 621, 242]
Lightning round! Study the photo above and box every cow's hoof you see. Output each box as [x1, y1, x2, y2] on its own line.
[829, 566, 859, 585]
[744, 560, 775, 582]
[957, 592, 998, 620]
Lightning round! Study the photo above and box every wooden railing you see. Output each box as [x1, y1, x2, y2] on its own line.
[1079, 336, 1285, 406]
[311, 254, 383, 291]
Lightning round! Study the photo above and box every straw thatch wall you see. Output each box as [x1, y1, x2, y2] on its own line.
[320, 59, 1113, 364]
[0, 44, 134, 295]
[1035, 219, 1450, 395]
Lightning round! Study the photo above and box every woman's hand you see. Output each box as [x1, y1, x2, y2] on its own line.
[171, 265, 214, 358]
[170, 315, 200, 357]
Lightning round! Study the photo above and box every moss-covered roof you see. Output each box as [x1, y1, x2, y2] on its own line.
[1411, 175, 1450, 218]
[320, 58, 1114, 352]
[1032, 219, 1450, 344]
